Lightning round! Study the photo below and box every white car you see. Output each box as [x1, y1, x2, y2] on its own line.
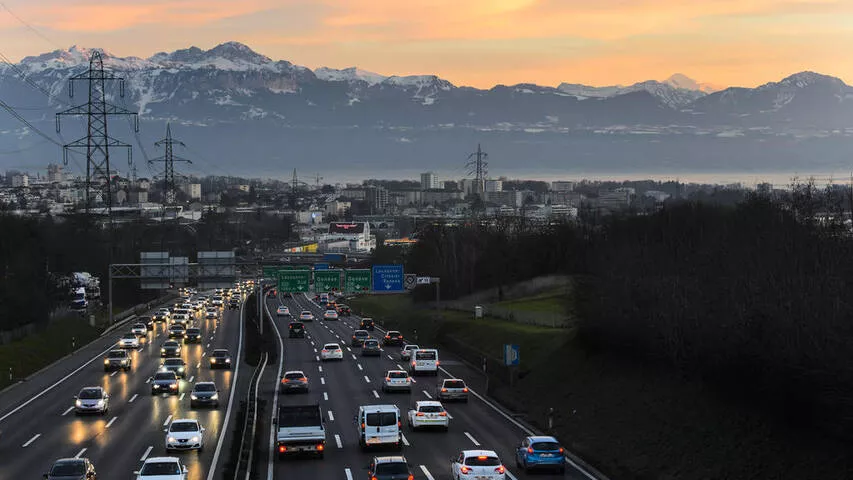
[165, 419, 205, 452]
[451, 450, 506, 480]
[382, 370, 412, 393]
[118, 333, 140, 349]
[408, 400, 449, 431]
[276, 306, 290, 316]
[299, 310, 315, 321]
[400, 344, 419, 360]
[135, 457, 188, 479]
[131, 323, 148, 336]
[323, 309, 338, 321]
[320, 343, 343, 361]
[205, 308, 219, 319]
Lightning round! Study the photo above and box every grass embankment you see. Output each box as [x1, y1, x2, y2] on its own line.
[348, 294, 853, 480]
[0, 316, 101, 391]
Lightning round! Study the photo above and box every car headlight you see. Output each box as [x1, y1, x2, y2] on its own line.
[178, 367, 184, 371]
[168, 437, 176, 443]
[121, 360, 127, 364]
[225, 359, 230, 363]
[104, 359, 110, 364]
[75, 400, 82, 407]
[96, 400, 104, 406]
[191, 436, 199, 442]
[161, 348, 166, 352]
[210, 358, 216, 363]
[190, 394, 198, 400]
[210, 393, 219, 400]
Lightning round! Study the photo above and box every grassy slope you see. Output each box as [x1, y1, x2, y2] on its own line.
[348, 294, 853, 480]
[495, 292, 568, 313]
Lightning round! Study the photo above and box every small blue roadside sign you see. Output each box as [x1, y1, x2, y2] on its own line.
[503, 344, 520, 366]
[371, 264, 404, 292]
[314, 263, 329, 271]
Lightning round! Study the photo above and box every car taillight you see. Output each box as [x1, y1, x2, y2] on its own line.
[282, 379, 289, 383]
[278, 445, 286, 453]
[463, 387, 468, 392]
[361, 423, 365, 429]
[416, 412, 424, 416]
[398, 420, 401, 428]
[411, 361, 416, 367]
[528, 447, 534, 454]
[385, 335, 390, 339]
[371, 477, 378, 480]
[317, 444, 324, 451]
[407, 475, 414, 480]
[436, 360, 440, 365]
[385, 377, 391, 381]
[460, 466, 470, 474]
[301, 377, 308, 382]
[495, 465, 505, 474]
[441, 388, 448, 392]
[559, 447, 564, 453]
[439, 412, 447, 416]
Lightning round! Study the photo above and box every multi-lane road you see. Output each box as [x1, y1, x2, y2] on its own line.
[263, 292, 597, 480]
[0, 294, 246, 480]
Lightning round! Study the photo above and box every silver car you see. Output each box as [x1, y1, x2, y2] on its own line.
[437, 378, 469, 402]
[74, 386, 109, 415]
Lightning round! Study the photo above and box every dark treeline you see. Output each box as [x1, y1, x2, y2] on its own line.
[406, 185, 853, 436]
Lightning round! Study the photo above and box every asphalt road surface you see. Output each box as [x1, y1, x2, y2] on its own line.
[0, 293, 247, 480]
[263, 292, 597, 480]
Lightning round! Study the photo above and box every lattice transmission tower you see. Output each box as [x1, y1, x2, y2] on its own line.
[150, 123, 191, 209]
[466, 143, 488, 195]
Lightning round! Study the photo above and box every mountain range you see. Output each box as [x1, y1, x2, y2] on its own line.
[1, 41, 852, 179]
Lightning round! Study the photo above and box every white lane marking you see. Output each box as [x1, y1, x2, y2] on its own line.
[202, 352, 206, 357]
[129, 394, 138, 403]
[140, 446, 153, 461]
[313, 348, 318, 353]
[105, 416, 117, 428]
[423, 390, 432, 399]
[506, 470, 519, 480]
[364, 376, 370, 383]
[110, 370, 118, 377]
[373, 390, 380, 399]
[206, 343, 210, 348]
[344, 468, 353, 480]
[401, 433, 410, 446]
[346, 347, 352, 352]
[351, 354, 357, 360]
[179, 393, 185, 400]
[318, 365, 323, 372]
[420, 465, 435, 480]
[464, 432, 481, 446]
[320, 377, 326, 385]
[61, 406, 74, 416]
[334, 434, 342, 448]
[146, 377, 152, 384]
[209, 299, 246, 480]
[74, 448, 86, 458]
[196, 362, 201, 368]
[327, 410, 334, 421]
[163, 414, 172, 426]
[188, 376, 194, 383]
[22, 433, 40, 447]
[357, 364, 363, 371]
[387, 355, 393, 360]
[315, 356, 320, 362]
[396, 364, 404, 370]
[323, 392, 328, 401]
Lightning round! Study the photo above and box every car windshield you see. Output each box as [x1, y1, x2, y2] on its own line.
[50, 462, 85, 475]
[170, 421, 199, 432]
[164, 359, 183, 366]
[301, 311, 311, 315]
[532, 441, 562, 451]
[154, 372, 176, 380]
[164, 342, 178, 347]
[78, 388, 102, 399]
[389, 331, 401, 337]
[364, 341, 379, 347]
[213, 350, 229, 357]
[355, 331, 368, 337]
[195, 383, 216, 392]
[134, 324, 145, 328]
[375, 463, 409, 475]
[187, 328, 200, 334]
[290, 323, 304, 328]
[465, 456, 501, 466]
[108, 351, 125, 358]
[122, 334, 136, 339]
[324, 344, 340, 350]
[366, 412, 398, 426]
[405, 345, 418, 350]
[419, 405, 444, 413]
[362, 319, 373, 324]
[416, 351, 437, 360]
[445, 380, 465, 388]
[389, 371, 408, 378]
[140, 462, 181, 475]
[285, 372, 305, 379]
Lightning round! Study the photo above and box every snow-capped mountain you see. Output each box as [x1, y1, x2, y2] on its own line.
[314, 67, 387, 86]
[557, 76, 708, 108]
[663, 73, 721, 94]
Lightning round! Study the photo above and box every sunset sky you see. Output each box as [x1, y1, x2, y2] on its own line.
[0, 0, 850, 89]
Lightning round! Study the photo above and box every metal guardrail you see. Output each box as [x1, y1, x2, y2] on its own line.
[234, 351, 268, 480]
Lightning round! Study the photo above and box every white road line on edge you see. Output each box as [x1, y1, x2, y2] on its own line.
[22, 433, 40, 447]
[401, 433, 410, 446]
[419, 465, 436, 480]
[345, 468, 354, 480]
[74, 448, 86, 458]
[464, 432, 480, 446]
[335, 434, 342, 448]
[357, 364, 363, 371]
[506, 470, 519, 480]
[140, 446, 153, 461]
[265, 297, 285, 480]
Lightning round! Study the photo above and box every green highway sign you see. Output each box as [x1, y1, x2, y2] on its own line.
[314, 269, 342, 292]
[278, 269, 310, 293]
[263, 266, 278, 278]
[344, 269, 371, 293]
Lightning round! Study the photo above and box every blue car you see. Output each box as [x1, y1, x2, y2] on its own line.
[515, 435, 566, 473]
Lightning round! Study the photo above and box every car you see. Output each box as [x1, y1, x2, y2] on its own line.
[211, 296, 224, 307]
[288, 321, 305, 338]
[276, 305, 290, 316]
[168, 324, 186, 339]
[367, 456, 414, 480]
[139, 316, 155, 331]
[360, 317, 375, 330]
[74, 386, 109, 415]
[161, 341, 182, 357]
[362, 339, 382, 356]
[160, 358, 188, 378]
[190, 381, 220, 408]
[170, 312, 189, 325]
[383, 331, 404, 346]
[118, 333, 140, 349]
[184, 327, 202, 343]
[209, 349, 232, 368]
[204, 308, 219, 320]
[410, 348, 439, 376]
[228, 299, 240, 309]
[382, 370, 412, 393]
[165, 419, 205, 452]
[357, 404, 402, 450]
[336, 304, 351, 316]
[134, 457, 188, 480]
[320, 343, 343, 361]
[400, 344, 419, 361]
[299, 310, 315, 322]
[323, 309, 338, 320]
[153, 310, 170, 322]
[351, 329, 370, 347]
[438, 378, 469, 402]
[151, 371, 180, 395]
[44, 457, 97, 480]
[450, 450, 506, 480]
[515, 436, 566, 473]
[279, 370, 309, 393]
[267, 289, 277, 297]
[408, 400, 449, 431]
[103, 349, 132, 372]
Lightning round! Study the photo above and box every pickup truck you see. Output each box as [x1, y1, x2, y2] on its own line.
[275, 404, 326, 459]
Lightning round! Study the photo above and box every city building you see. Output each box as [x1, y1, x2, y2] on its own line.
[485, 179, 503, 193]
[551, 181, 575, 192]
[643, 190, 671, 203]
[341, 188, 367, 201]
[183, 183, 202, 200]
[128, 189, 149, 204]
[10, 174, 28, 188]
[420, 172, 439, 190]
[365, 185, 388, 214]
[318, 221, 376, 253]
[597, 190, 632, 210]
[324, 200, 351, 217]
[47, 164, 63, 183]
[485, 190, 523, 207]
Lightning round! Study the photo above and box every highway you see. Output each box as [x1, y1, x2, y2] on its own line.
[264, 292, 595, 480]
[0, 293, 246, 480]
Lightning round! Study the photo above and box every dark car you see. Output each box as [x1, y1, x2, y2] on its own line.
[151, 371, 179, 395]
[168, 324, 186, 339]
[383, 331, 404, 346]
[351, 329, 370, 347]
[337, 304, 351, 316]
[360, 318, 375, 331]
[288, 322, 305, 338]
[209, 349, 232, 369]
[362, 339, 382, 356]
[44, 457, 97, 480]
[139, 315, 155, 331]
[184, 327, 202, 343]
[190, 381, 220, 408]
[279, 370, 309, 393]
[160, 340, 182, 357]
[368, 455, 413, 480]
[160, 358, 187, 378]
[228, 299, 240, 310]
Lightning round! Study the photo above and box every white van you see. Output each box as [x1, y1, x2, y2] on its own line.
[409, 348, 439, 376]
[356, 404, 402, 450]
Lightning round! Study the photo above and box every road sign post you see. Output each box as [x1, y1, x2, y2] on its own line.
[344, 269, 371, 293]
[504, 344, 520, 387]
[371, 265, 404, 292]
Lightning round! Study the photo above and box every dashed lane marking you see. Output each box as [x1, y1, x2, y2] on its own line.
[22, 433, 40, 447]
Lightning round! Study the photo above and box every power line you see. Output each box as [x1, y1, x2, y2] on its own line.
[0, 2, 63, 50]
[0, 97, 63, 146]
